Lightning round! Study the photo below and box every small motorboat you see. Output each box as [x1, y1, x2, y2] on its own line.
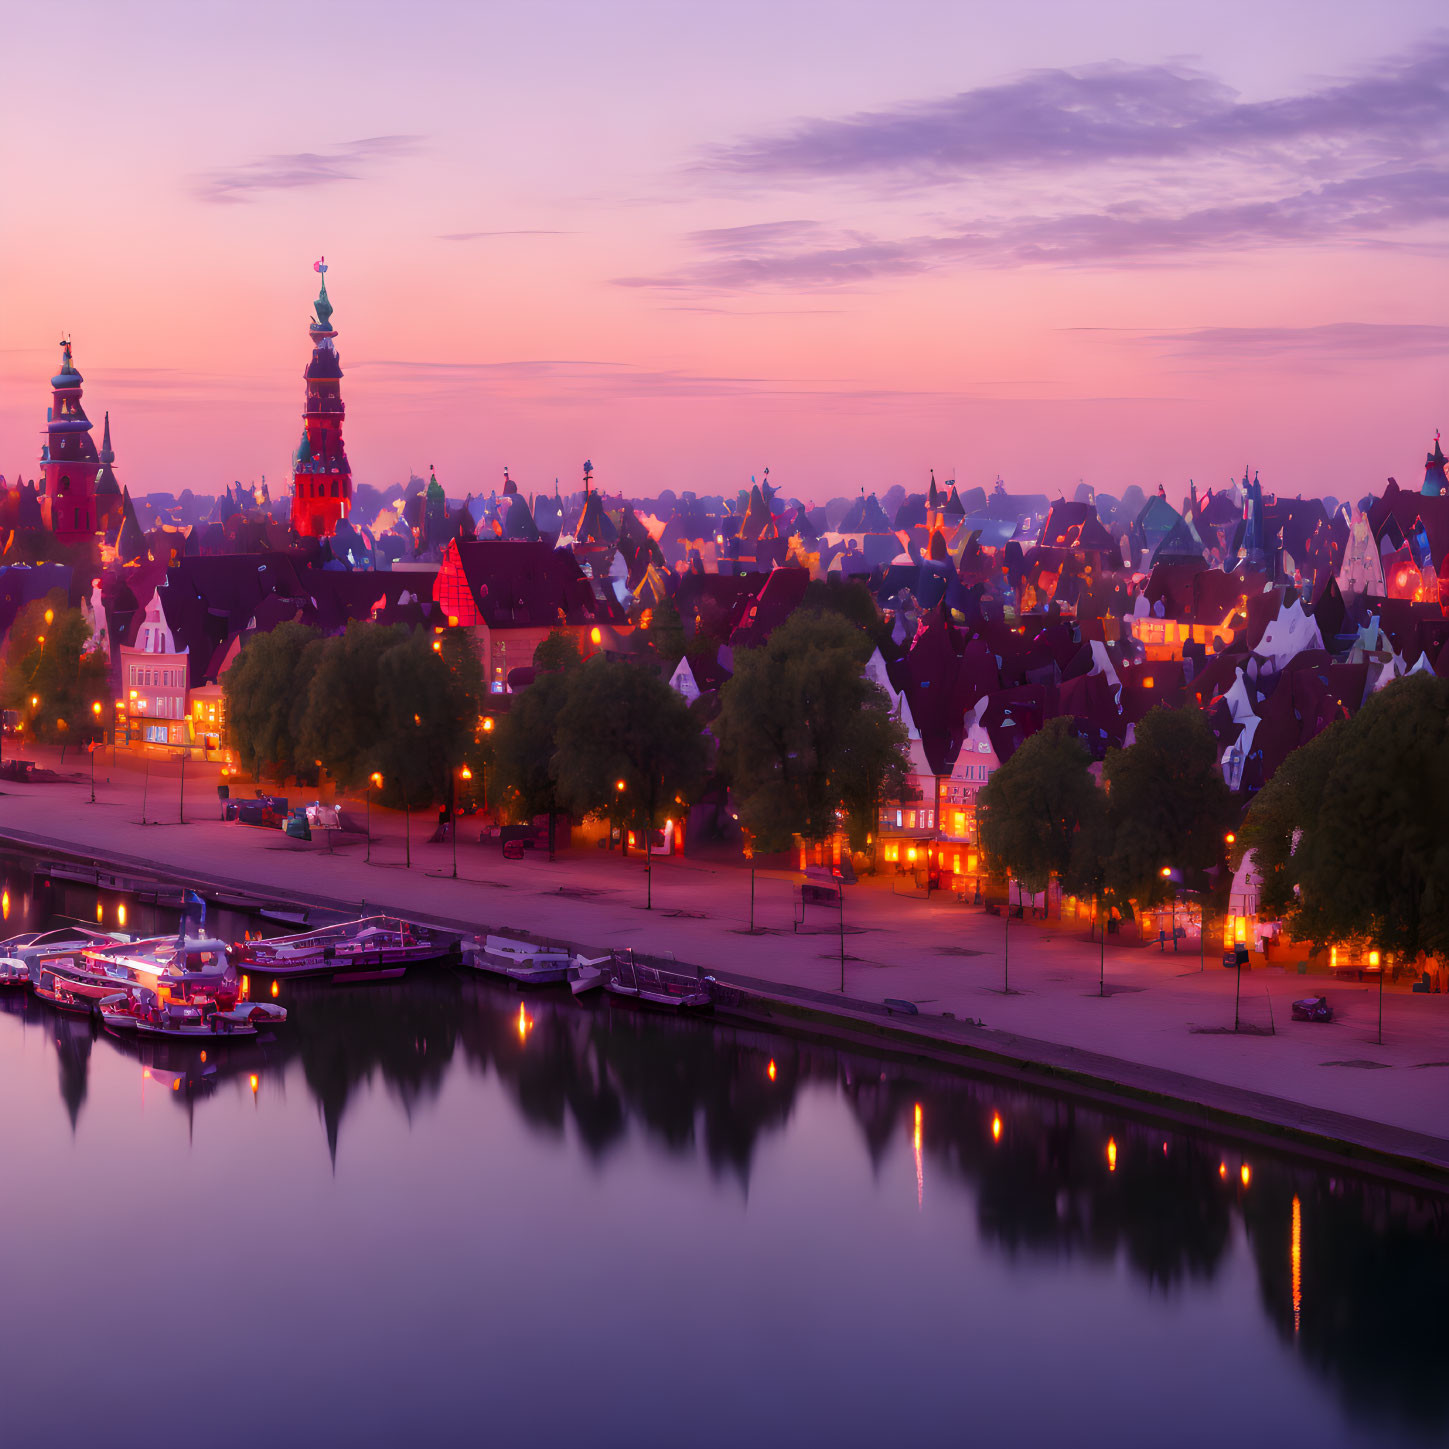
[98, 989, 147, 1032]
[33, 972, 98, 1014]
[217, 1000, 288, 1030]
[567, 957, 611, 996]
[1, 925, 133, 997]
[234, 916, 459, 983]
[470, 934, 573, 986]
[603, 953, 712, 1011]
[0, 956, 30, 987]
[132, 998, 259, 1041]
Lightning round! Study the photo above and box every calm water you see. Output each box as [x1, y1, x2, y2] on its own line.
[1, 859, 1446, 1449]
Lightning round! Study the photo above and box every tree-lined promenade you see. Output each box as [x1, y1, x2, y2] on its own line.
[1, 740, 1447, 1172]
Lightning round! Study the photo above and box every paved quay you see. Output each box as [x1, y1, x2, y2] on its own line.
[3, 746, 1447, 1178]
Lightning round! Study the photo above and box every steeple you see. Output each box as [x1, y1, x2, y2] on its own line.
[1423, 430, 1446, 497]
[41, 336, 101, 539]
[290, 258, 352, 538]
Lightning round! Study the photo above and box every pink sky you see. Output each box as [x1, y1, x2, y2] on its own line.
[1, 0, 1445, 503]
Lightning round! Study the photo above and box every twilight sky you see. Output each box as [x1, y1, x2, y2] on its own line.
[1, 0, 1445, 503]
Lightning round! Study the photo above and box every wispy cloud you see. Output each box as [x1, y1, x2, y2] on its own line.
[437, 230, 573, 241]
[1149, 322, 1447, 361]
[193, 136, 424, 203]
[629, 38, 1449, 289]
[698, 40, 1449, 187]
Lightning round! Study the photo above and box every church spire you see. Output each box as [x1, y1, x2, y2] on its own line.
[291, 257, 352, 538]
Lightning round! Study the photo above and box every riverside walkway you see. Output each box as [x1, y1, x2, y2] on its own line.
[3, 746, 1447, 1177]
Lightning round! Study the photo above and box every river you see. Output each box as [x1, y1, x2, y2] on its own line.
[0, 854, 1445, 1448]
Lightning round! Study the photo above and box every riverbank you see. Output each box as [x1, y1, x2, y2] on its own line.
[3, 746, 1447, 1186]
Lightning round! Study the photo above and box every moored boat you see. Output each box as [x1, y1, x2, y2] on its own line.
[567, 959, 609, 996]
[234, 916, 459, 984]
[80, 935, 240, 1006]
[132, 997, 259, 1040]
[603, 953, 712, 1011]
[0, 956, 30, 987]
[1, 926, 133, 997]
[470, 934, 572, 986]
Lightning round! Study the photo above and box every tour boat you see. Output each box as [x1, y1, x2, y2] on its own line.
[79, 935, 240, 1006]
[603, 953, 713, 1011]
[233, 915, 460, 984]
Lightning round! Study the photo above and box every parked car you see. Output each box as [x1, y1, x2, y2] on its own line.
[1291, 996, 1334, 1023]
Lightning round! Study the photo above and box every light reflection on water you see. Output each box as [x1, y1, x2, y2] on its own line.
[0, 861, 1447, 1449]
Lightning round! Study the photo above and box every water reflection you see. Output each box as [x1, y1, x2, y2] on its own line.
[4, 853, 1449, 1439]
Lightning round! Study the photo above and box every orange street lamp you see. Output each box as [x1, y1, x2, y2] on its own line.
[366, 772, 383, 863]
[481, 717, 495, 733]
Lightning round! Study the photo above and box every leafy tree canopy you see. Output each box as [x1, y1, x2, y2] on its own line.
[221, 620, 320, 780]
[0, 591, 110, 747]
[1102, 704, 1236, 909]
[980, 717, 1102, 897]
[553, 657, 710, 837]
[1242, 674, 1449, 960]
[715, 609, 907, 853]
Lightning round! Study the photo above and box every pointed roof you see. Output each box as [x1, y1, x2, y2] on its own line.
[116, 488, 148, 563]
[1424, 432, 1447, 497]
[95, 412, 120, 496]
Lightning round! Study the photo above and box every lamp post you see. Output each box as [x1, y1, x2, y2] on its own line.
[479, 716, 494, 825]
[366, 772, 382, 864]
[141, 754, 151, 826]
[453, 764, 472, 880]
[89, 701, 101, 803]
[178, 748, 187, 824]
[1003, 871, 1011, 994]
[615, 778, 626, 863]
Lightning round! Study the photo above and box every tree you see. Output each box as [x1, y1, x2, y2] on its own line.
[980, 717, 1102, 905]
[372, 631, 481, 810]
[0, 592, 110, 750]
[221, 621, 320, 780]
[298, 621, 408, 792]
[715, 610, 908, 854]
[1102, 704, 1235, 911]
[1242, 674, 1449, 964]
[492, 670, 574, 857]
[635, 595, 686, 666]
[553, 657, 710, 901]
[801, 576, 890, 646]
[533, 628, 582, 675]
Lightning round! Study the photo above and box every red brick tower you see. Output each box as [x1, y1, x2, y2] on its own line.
[42, 338, 102, 538]
[290, 258, 352, 538]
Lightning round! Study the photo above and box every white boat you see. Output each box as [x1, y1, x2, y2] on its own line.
[470, 934, 574, 986]
[603, 953, 713, 1011]
[133, 997, 258, 1040]
[0, 926, 132, 996]
[567, 958, 610, 996]
[234, 916, 458, 983]
[0, 956, 29, 986]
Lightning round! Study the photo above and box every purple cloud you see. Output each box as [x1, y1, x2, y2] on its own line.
[437, 230, 573, 241]
[1149, 322, 1447, 361]
[619, 164, 1449, 289]
[194, 136, 424, 203]
[699, 40, 1449, 186]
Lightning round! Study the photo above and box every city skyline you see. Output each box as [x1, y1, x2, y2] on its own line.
[2, 0, 1446, 501]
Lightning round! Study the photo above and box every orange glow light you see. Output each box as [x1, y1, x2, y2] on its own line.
[517, 1002, 533, 1043]
[1107, 1137, 1117, 1172]
[913, 1103, 924, 1209]
[1219, 1162, 1228, 1179]
[117, 904, 127, 928]
[991, 1113, 1002, 1143]
[250, 1074, 259, 1095]
[1291, 1195, 1302, 1334]
[590, 627, 602, 644]
[1, 890, 8, 920]
[1240, 1163, 1251, 1188]
[271, 980, 279, 998]
[767, 1059, 777, 1082]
